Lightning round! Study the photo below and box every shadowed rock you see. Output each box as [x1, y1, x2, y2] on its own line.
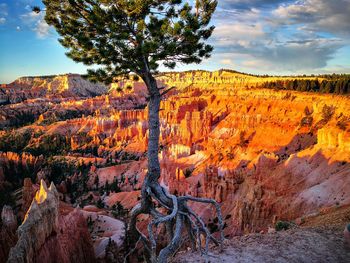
[7, 180, 59, 263]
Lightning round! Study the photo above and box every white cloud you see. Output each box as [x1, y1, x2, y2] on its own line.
[36, 19, 50, 38]
[209, 0, 350, 73]
[212, 23, 266, 48]
[25, 5, 32, 11]
[220, 59, 234, 65]
[0, 3, 8, 24]
[274, 0, 350, 36]
[0, 3, 8, 16]
[242, 38, 343, 71]
[219, 0, 287, 10]
[20, 11, 41, 23]
[20, 10, 51, 39]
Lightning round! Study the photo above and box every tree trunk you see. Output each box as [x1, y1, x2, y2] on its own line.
[127, 71, 224, 263]
[143, 74, 172, 207]
[143, 72, 161, 183]
[147, 83, 161, 183]
[127, 71, 162, 259]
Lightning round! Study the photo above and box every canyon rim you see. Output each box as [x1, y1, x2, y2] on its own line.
[1, 0, 350, 262]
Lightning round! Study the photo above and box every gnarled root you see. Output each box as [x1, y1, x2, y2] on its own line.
[126, 181, 225, 263]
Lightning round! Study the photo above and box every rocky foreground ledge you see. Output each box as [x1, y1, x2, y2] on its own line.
[177, 226, 349, 263]
[176, 206, 350, 263]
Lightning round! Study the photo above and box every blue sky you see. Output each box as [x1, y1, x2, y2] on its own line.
[0, 0, 350, 83]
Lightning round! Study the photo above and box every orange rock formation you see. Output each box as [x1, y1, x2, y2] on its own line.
[1, 70, 350, 260]
[7, 180, 95, 263]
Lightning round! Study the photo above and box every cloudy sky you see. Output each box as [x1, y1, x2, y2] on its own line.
[0, 0, 349, 83]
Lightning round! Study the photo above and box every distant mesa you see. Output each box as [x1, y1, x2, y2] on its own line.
[0, 74, 108, 105]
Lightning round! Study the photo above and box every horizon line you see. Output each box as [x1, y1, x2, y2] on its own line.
[3, 68, 350, 85]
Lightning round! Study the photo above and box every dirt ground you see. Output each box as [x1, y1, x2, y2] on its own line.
[176, 205, 350, 263]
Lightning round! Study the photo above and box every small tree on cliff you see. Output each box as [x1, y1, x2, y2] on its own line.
[41, 1, 223, 262]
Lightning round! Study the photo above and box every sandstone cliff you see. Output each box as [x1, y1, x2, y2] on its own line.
[1, 74, 107, 104]
[7, 180, 95, 263]
[92, 79, 350, 236]
[0, 206, 17, 262]
[7, 180, 59, 263]
[1, 70, 350, 251]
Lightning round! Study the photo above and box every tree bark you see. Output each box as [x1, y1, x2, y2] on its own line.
[126, 70, 224, 263]
[140, 71, 161, 183]
[146, 77, 161, 183]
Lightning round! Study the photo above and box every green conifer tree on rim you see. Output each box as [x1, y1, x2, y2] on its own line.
[41, 1, 224, 262]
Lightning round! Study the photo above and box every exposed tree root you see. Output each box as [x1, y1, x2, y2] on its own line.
[126, 75, 224, 263]
[126, 180, 225, 263]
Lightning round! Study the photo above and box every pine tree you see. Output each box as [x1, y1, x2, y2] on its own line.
[41, 1, 222, 262]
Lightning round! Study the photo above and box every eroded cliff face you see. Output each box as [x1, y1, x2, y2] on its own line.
[156, 87, 350, 235]
[85, 73, 350, 236]
[1, 74, 107, 104]
[7, 180, 95, 263]
[1, 70, 350, 258]
[0, 206, 17, 262]
[62, 76, 349, 237]
[7, 180, 59, 263]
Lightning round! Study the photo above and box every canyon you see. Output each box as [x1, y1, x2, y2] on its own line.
[0, 70, 349, 262]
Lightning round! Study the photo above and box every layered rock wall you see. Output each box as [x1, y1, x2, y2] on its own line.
[7, 180, 59, 263]
[1, 70, 350, 240]
[7, 180, 95, 263]
[0, 206, 17, 262]
[2, 74, 107, 102]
